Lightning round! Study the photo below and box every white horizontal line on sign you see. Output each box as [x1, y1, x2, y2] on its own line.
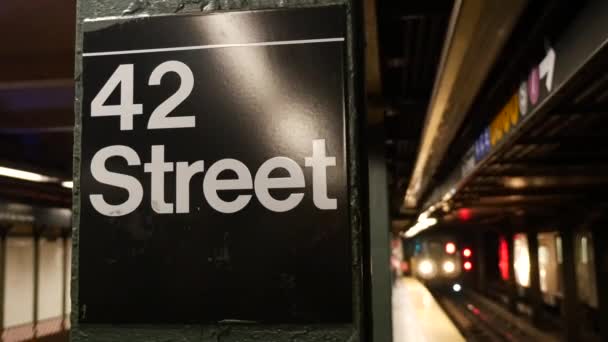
[83, 37, 345, 57]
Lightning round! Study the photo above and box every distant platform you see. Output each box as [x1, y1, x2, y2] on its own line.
[393, 277, 465, 342]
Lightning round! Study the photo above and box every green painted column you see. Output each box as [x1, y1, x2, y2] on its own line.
[364, 125, 393, 342]
[71, 0, 366, 341]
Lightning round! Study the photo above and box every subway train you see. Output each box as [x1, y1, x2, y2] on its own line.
[405, 234, 473, 291]
[507, 231, 598, 310]
[406, 229, 599, 308]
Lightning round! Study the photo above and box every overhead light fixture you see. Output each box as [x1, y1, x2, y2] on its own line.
[62, 181, 74, 189]
[0, 166, 55, 183]
[458, 208, 472, 221]
[404, 216, 438, 238]
[504, 177, 527, 189]
[442, 188, 456, 201]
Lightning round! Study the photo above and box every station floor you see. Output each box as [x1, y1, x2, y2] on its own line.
[392, 277, 465, 342]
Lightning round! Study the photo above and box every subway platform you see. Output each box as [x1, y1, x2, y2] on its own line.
[392, 277, 465, 342]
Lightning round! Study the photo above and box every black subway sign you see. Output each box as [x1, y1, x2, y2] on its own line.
[79, 6, 351, 324]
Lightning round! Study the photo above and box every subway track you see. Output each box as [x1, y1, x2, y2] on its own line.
[434, 289, 559, 342]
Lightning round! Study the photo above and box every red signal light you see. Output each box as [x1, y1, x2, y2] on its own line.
[464, 261, 473, 271]
[458, 208, 472, 221]
[445, 242, 456, 254]
[463, 248, 472, 258]
[499, 237, 510, 280]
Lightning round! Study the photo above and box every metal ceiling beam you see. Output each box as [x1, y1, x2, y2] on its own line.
[471, 194, 586, 206]
[459, 186, 608, 198]
[515, 136, 606, 145]
[470, 174, 608, 186]
[0, 80, 73, 110]
[0, 78, 74, 132]
[480, 164, 608, 177]
[0, 109, 73, 132]
[498, 156, 608, 166]
[403, 0, 527, 210]
[551, 103, 608, 115]
[0, 180, 71, 208]
[0, 78, 73, 91]
[0, 54, 74, 83]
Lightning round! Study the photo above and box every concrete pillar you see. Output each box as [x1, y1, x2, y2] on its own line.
[559, 226, 580, 341]
[73, 1, 365, 341]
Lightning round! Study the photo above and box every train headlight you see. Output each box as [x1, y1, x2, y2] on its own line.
[442, 260, 456, 274]
[418, 259, 434, 276]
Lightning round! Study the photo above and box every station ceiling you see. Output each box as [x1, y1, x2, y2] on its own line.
[0, 0, 75, 206]
[407, 1, 608, 232]
[375, 0, 453, 217]
[445, 34, 608, 228]
[1, 0, 600, 223]
[0, 0, 453, 209]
